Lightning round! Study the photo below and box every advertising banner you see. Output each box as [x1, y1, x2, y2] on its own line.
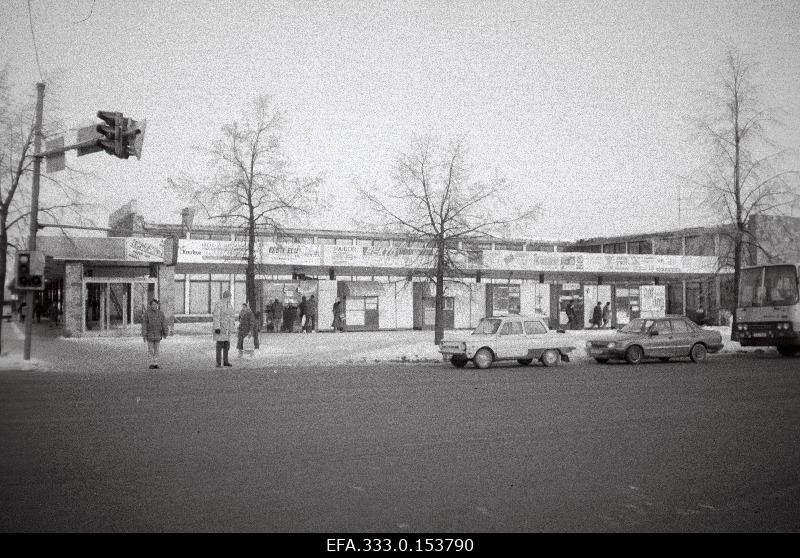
[178, 239, 322, 265]
[483, 250, 717, 275]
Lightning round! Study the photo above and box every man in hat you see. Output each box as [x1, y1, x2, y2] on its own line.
[213, 290, 236, 367]
[142, 298, 169, 369]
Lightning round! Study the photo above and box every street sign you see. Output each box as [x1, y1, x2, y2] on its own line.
[45, 137, 65, 173]
[76, 125, 103, 156]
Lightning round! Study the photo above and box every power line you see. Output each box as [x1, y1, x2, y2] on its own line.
[26, 0, 44, 82]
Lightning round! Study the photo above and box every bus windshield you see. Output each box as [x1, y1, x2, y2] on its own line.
[739, 265, 799, 307]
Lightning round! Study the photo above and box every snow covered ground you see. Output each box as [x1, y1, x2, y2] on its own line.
[0, 322, 776, 372]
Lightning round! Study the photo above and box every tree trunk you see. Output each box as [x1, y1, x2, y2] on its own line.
[246, 215, 258, 323]
[0, 227, 7, 354]
[434, 239, 445, 346]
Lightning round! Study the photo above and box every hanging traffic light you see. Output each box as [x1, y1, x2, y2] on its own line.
[15, 250, 45, 290]
[96, 110, 123, 158]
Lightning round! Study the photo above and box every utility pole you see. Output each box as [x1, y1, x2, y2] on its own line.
[23, 82, 45, 360]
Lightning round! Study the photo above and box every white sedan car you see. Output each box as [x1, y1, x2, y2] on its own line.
[439, 315, 576, 369]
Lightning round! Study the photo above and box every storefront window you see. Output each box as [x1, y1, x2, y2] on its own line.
[654, 237, 682, 255]
[189, 280, 210, 314]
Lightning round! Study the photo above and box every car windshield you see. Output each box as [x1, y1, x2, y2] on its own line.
[618, 318, 655, 334]
[472, 318, 501, 335]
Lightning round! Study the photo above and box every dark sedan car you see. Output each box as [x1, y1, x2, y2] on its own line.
[585, 316, 724, 364]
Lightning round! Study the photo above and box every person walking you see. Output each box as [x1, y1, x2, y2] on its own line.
[304, 294, 317, 332]
[142, 298, 169, 369]
[591, 301, 603, 329]
[565, 300, 576, 330]
[213, 290, 236, 367]
[236, 302, 256, 358]
[602, 301, 611, 328]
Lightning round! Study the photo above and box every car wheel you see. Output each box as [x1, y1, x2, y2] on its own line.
[625, 345, 643, 364]
[689, 343, 707, 363]
[540, 349, 560, 367]
[473, 348, 494, 369]
[777, 345, 800, 357]
[450, 355, 468, 368]
[517, 358, 534, 366]
[594, 358, 609, 364]
[659, 357, 670, 363]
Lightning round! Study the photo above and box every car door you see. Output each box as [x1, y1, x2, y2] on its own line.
[669, 318, 693, 356]
[646, 319, 673, 357]
[497, 319, 526, 359]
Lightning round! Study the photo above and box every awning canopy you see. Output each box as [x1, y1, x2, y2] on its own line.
[342, 281, 385, 297]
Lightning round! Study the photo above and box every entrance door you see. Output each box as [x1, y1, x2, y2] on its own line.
[84, 280, 156, 335]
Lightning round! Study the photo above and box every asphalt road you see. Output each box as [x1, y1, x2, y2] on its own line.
[1, 353, 799, 532]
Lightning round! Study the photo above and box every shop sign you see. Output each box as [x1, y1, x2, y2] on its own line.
[125, 238, 165, 262]
[322, 245, 436, 268]
[262, 242, 322, 266]
[178, 240, 248, 263]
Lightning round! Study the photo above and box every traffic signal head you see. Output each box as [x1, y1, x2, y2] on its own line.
[96, 110, 123, 158]
[15, 251, 45, 290]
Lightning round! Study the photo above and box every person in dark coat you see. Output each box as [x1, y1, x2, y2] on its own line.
[142, 299, 169, 369]
[565, 300, 576, 330]
[236, 302, 256, 357]
[304, 294, 317, 332]
[602, 302, 611, 328]
[332, 297, 343, 332]
[591, 301, 603, 329]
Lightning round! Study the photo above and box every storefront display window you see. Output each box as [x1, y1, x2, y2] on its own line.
[489, 284, 521, 316]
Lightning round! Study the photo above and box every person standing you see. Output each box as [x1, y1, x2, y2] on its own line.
[236, 302, 255, 358]
[591, 301, 603, 329]
[271, 297, 283, 333]
[602, 301, 611, 328]
[332, 297, 342, 332]
[213, 290, 236, 367]
[142, 298, 169, 369]
[304, 294, 317, 332]
[299, 295, 308, 333]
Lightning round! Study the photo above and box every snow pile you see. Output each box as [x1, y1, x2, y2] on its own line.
[0, 353, 51, 371]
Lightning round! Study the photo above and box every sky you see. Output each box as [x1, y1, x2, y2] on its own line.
[2, 0, 799, 241]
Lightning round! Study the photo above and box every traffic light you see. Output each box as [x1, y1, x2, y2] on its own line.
[15, 251, 45, 290]
[122, 118, 147, 160]
[96, 110, 123, 158]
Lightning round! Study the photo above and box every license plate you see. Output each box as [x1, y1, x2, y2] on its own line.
[752, 332, 768, 337]
[589, 349, 603, 355]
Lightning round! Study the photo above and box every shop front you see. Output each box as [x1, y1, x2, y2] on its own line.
[339, 281, 384, 331]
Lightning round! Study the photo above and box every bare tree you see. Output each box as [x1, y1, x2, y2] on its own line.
[361, 133, 539, 345]
[693, 48, 799, 334]
[0, 68, 92, 352]
[169, 96, 320, 320]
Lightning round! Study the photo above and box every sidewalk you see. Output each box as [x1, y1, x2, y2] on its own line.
[1, 319, 768, 373]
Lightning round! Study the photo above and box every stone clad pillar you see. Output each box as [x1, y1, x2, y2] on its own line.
[63, 262, 83, 337]
[157, 264, 176, 333]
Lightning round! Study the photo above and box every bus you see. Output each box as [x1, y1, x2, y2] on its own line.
[736, 263, 800, 357]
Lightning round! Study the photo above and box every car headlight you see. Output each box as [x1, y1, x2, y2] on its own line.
[585, 341, 592, 348]
[742, 324, 748, 331]
[607, 342, 616, 349]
